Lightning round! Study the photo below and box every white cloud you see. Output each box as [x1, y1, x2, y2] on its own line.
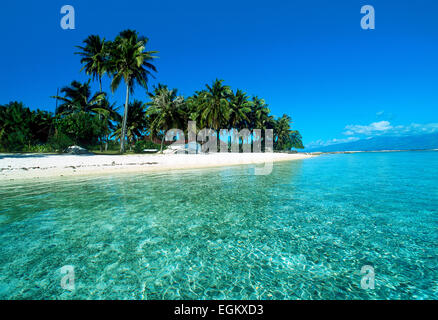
[343, 121, 438, 137]
[344, 121, 393, 136]
[392, 123, 438, 135]
[375, 110, 396, 120]
[305, 137, 360, 149]
[305, 122, 438, 149]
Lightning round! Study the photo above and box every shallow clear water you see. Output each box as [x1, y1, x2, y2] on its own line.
[0, 151, 437, 300]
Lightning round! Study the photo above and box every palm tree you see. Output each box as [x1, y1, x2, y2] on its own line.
[75, 35, 108, 93]
[51, 80, 105, 115]
[229, 89, 251, 129]
[272, 114, 303, 151]
[29, 109, 54, 145]
[108, 29, 158, 153]
[224, 89, 251, 150]
[112, 100, 148, 148]
[196, 79, 232, 152]
[274, 114, 292, 150]
[186, 90, 205, 126]
[289, 130, 304, 149]
[147, 86, 185, 153]
[95, 98, 121, 151]
[198, 79, 231, 130]
[249, 96, 270, 130]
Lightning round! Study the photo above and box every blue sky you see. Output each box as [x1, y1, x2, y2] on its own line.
[0, 0, 437, 147]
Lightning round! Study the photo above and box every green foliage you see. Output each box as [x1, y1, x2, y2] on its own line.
[52, 80, 105, 115]
[1, 131, 28, 152]
[0, 30, 304, 154]
[54, 112, 106, 147]
[0, 101, 54, 152]
[75, 35, 109, 92]
[196, 79, 232, 129]
[107, 29, 158, 153]
[52, 81, 120, 151]
[112, 100, 148, 145]
[182, 80, 303, 151]
[26, 144, 55, 153]
[147, 85, 185, 152]
[289, 131, 304, 149]
[48, 132, 75, 152]
[228, 89, 251, 129]
[273, 115, 304, 151]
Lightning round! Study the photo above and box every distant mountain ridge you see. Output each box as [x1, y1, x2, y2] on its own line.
[305, 133, 438, 152]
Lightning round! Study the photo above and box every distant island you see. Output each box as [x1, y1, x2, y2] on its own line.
[304, 132, 438, 153]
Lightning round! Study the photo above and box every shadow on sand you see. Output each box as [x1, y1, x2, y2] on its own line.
[0, 153, 97, 160]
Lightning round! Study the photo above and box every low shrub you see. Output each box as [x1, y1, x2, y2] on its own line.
[26, 144, 55, 153]
[48, 132, 75, 153]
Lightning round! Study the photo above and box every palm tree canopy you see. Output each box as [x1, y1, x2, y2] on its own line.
[229, 89, 252, 129]
[197, 79, 232, 129]
[108, 29, 158, 153]
[273, 114, 304, 150]
[109, 29, 158, 93]
[52, 80, 105, 115]
[147, 86, 185, 135]
[289, 130, 304, 149]
[249, 96, 271, 130]
[75, 35, 109, 92]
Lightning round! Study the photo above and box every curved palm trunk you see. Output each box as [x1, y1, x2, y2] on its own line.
[160, 135, 165, 153]
[217, 128, 220, 153]
[120, 84, 130, 153]
[98, 76, 103, 152]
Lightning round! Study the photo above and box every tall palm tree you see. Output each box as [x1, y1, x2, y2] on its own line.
[289, 130, 304, 149]
[95, 97, 121, 151]
[196, 79, 232, 152]
[147, 86, 185, 153]
[186, 90, 206, 127]
[51, 80, 105, 115]
[274, 114, 292, 150]
[229, 89, 251, 129]
[112, 100, 148, 148]
[273, 114, 303, 151]
[75, 35, 108, 93]
[249, 96, 270, 130]
[198, 79, 231, 130]
[108, 29, 158, 153]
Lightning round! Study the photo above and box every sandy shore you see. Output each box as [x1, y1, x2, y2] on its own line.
[0, 153, 313, 182]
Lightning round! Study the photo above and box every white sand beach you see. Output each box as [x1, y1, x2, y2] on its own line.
[0, 153, 313, 181]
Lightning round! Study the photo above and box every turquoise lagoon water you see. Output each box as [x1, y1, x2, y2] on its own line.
[0, 151, 437, 299]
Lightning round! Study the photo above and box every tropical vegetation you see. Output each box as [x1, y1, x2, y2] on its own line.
[0, 30, 303, 153]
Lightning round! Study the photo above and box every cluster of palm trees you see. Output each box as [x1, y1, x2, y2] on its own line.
[0, 29, 303, 153]
[67, 29, 157, 152]
[147, 81, 304, 152]
[72, 29, 303, 152]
